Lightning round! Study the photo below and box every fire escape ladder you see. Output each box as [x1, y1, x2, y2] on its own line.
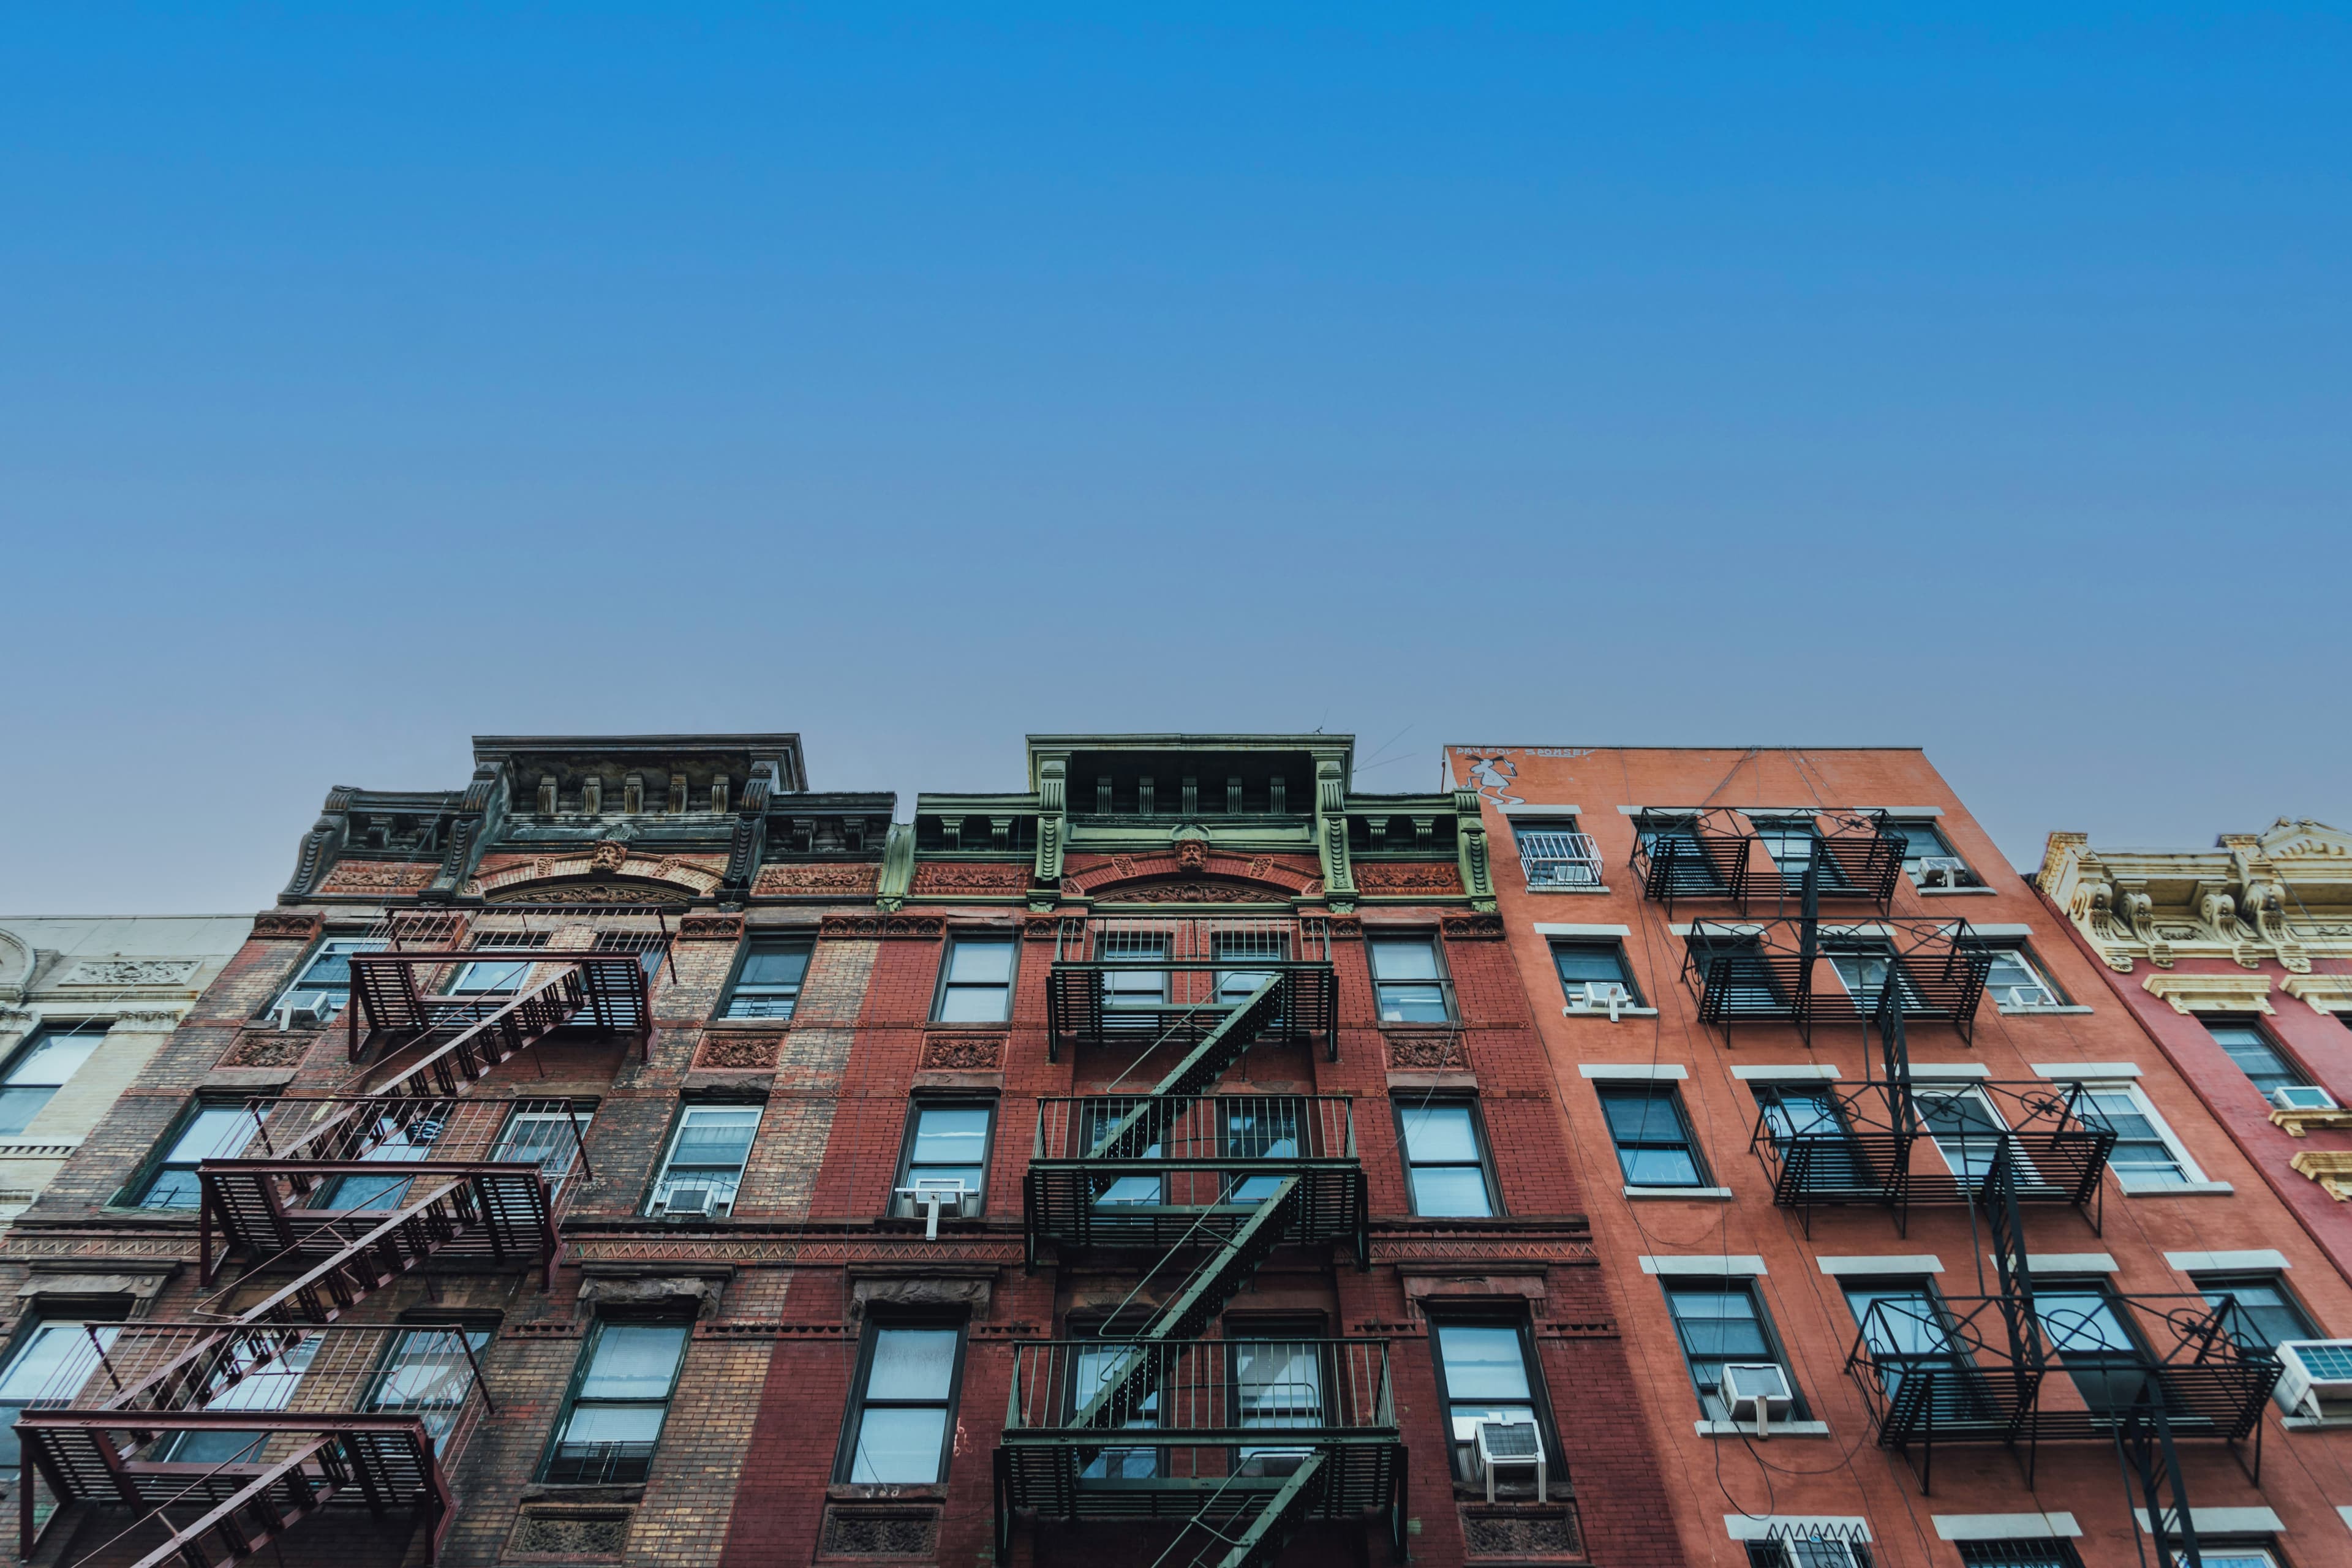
[1978, 1142, 2048, 1444]
[1178, 1448, 1331, 1568]
[1872, 987, 1921, 1220]
[115, 1435, 346, 1568]
[2114, 1385, 2206, 1568]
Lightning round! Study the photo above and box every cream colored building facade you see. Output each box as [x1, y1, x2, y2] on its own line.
[0, 915, 246, 1220]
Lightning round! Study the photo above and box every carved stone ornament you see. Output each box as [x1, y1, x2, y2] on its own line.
[1385, 1031, 1466, 1070]
[2141, 971, 2274, 1015]
[62, 959, 202, 987]
[695, 1034, 782, 1070]
[820, 914, 947, 940]
[911, 861, 1034, 895]
[1352, 862, 1466, 895]
[219, 1034, 313, 1069]
[251, 913, 323, 941]
[677, 913, 746, 941]
[1175, 837, 1209, 872]
[2282, 974, 2352, 1014]
[2290, 1149, 2352, 1201]
[590, 839, 630, 872]
[817, 1506, 940, 1558]
[754, 862, 881, 897]
[489, 880, 693, 907]
[1117, 880, 1288, 905]
[1440, 913, 1507, 941]
[1060, 850, 1321, 900]
[508, 1507, 631, 1559]
[316, 861, 436, 895]
[1458, 1504, 1584, 1560]
[1020, 914, 1069, 942]
[921, 1032, 1005, 1071]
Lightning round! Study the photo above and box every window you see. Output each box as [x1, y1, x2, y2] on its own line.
[315, 1107, 440, 1212]
[1223, 1096, 1302, 1204]
[648, 1105, 760, 1216]
[1396, 1102, 1495, 1217]
[2029, 1280, 2145, 1414]
[1100, 929, 1168, 1011]
[1825, 942, 1926, 1014]
[1370, 937, 1450, 1023]
[1914, 1086, 2028, 1185]
[0, 1028, 102, 1136]
[1890, 818, 1973, 886]
[894, 1102, 992, 1216]
[1637, 816, 1723, 890]
[136, 1101, 267, 1209]
[1753, 1085, 1871, 1188]
[2193, 1273, 2318, 1355]
[1513, 818, 1601, 889]
[1213, 928, 1287, 1008]
[0, 1320, 120, 1468]
[1986, 946, 2063, 1009]
[721, 937, 812, 1019]
[1841, 1278, 1990, 1418]
[1232, 1332, 1328, 1476]
[1428, 1317, 1547, 1486]
[2169, 1549, 2277, 1568]
[2204, 1022, 2309, 1096]
[1745, 1543, 1874, 1568]
[269, 936, 384, 1023]
[1084, 1101, 1165, 1207]
[1068, 1327, 1158, 1478]
[2065, 1082, 2200, 1189]
[154, 1333, 320, 1464]
[1597, 1086, 1706, 1188]
[543, 1320, 690, 1483]
[1551, 941, 1638, 1009]
[1751, 816, 1847, 892]
[450, 932, 549, 995]
[1664, 1278, 1798, 1422]
[934, 936, 1015, 1023]
[367, 1325, 493, 1449]
[491, 1104, 595, 1200]
[1954, 1544, 2082, 1568]
[839, 1321, 963, 1483]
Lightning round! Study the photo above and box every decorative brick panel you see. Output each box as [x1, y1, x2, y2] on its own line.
[755, 864, 881, 897]
[1384, 1030, 1465, 1069]
[911, 861, 1032, 895]
[1459, 1503, 1585, 1560]
[918, 1031, 1004, 1070]
[507, 1506, 633, 1559]
[695, 1033, 784, 1070]
[1354, 862, 1465, 894]
[817, 1506, 940, 1558]
[217, 1032, 315, 1069]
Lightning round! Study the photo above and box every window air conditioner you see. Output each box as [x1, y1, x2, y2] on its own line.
[657, 1186, 716, 1219]
[1719, 1363, 1796, 1438]
[271, 995, 334, 1031]
[2272, 1340, 2352, 1420]
[895, 1178, 973, 1241]
[1915, 857, 1969, 888]
[2271, 1085, 2340, 1112]
[1565, 984, 1631, 1022]
[2003, 985, 2056, 1009]
[1470, 1419, 1547, 1503]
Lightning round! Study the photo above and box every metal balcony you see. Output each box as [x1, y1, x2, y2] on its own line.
[1515, 831, 1604, 890]
[1681, 918, 1994, 1045]
[199, 1096, 590, 1305]
[1846, 1292, 2278, 1487]
[1751, 1080, 2114, 1235]
[1632, 809, 1907, 917]
[996, 1338, 1401, 1531]
[13, 1322, 489, 1565]
[347, 949, 652, 1068]
[1046, 918, 1335, 1058]
[1027, 1096, 1365, 1263]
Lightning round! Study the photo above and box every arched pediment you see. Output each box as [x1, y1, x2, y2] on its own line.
[468, 842, 721, 904]
[1061, 848, 1321, 903]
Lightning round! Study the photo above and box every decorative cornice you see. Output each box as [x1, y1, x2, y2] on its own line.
[251, 912, 323, 941]
[2141, 971, 2274, 1015]
[820, 914, 946, 940]
[2289, 1149, 2352, 1201]
[2280, 974, 2352, 1014]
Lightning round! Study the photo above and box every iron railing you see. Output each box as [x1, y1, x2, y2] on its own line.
[1046, 917, 1336, 1055]
[1514, 831, 1604, 889]
[1632, 808, 1907, 916]
[1004, 1338, 1395, 1441]
[1681, 918, 1993, 1044]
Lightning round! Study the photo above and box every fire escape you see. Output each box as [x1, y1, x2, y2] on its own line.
[16, 913, 657, 1568]
[1001, 918, 1398, 1568]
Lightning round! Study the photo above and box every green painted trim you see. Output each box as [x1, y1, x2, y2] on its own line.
[876, 822, 916, 911]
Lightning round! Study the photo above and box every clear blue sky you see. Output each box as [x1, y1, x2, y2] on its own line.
[3, 6, 2345, 913]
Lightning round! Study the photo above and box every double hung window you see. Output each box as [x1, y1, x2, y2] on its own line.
[895, 1102, 991, 1216]
[316, 1109, 439, 1212]
[1915, 1087, 2027, 1185]
[155, 1335, 320, 1464]
[0, 1320, 120, 1467]
[137, 1101, 266, 1209]
[2204, 1022, 2309, 1096]
[1427, 1318, 1545, 1487]
[1986, 946, 2063, 1009]
[1841, 1278, 1987, 1416]
[1083, 1101, 1164, 1207]
[1551, 942, 1637, 1009]
[366, 1326, 493, 1450]
[0, 1029, 101, 1136]
[1664, 1279, 1797, 1421]
[544, 1321, 690, 1483]
[1069, 1331, 1158, 1479]
[1099, 929, 1167, 1012]
[649, 1105, 760, 1216]
[935, 937, 1015, 1023]
[2192, 1273, 2317, 1355]
[1223, 1097, 1302, 1204]
[1754, 1085, 1869, 1188]
[839, 1321, 963, 1483]
[1596, 1086, 1706, 1188]
[1370, 938, 1450, 1023]
[2030, 1281, 2145, 1414]
[1232, 1333, 1327, 1476]
[721, 937, 812, 1019]
[1745, 1543, 1874, 1568]
[1396, 1102, 1494, 1216]
[450, 933, 549, 995]
[1890, 819, 1973, 886]
[1513, 818, 1600, 889]
[1826, 942, 1925, 1015]
[492, 1104, 594, 1199]
[1213, 929, 1287, 1008]
[2066, 1082, 2199, 1189]
[1752, 816, 1844, 891]
[270, 937, 384, 1023]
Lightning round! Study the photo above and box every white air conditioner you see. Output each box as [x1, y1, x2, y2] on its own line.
[656, 1186, 718, 1218]
[271, 995, 334, 1031]
[1470, 1419, 1546, 1503]
[1564, 984, 1631, 1022]
[1719, 1363, 1796, 1438]
[1915, 857, 1970, 888]
[2271, 1085, 2340, 1112]
[2272, 1340, 2352, 1420]
[895, 1179, 973, 1240]
[2003, 985, 2057, 1009]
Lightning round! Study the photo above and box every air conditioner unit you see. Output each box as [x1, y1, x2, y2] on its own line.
[2272, 1340, 2352, 1420]
[895, 1179, 973, 1241]
[1564, 984, 1631, 1022]
[656, 1186, 717, 1218]
[1915, 857, 1969, 888]
[2271, 1085, 2340, 1112]
[1719, 1363, 1796, 1438]
[1470, 1419, 1546, 1503]
[2003, 985, 2056, 1009]
[271, 995, 334, 1031]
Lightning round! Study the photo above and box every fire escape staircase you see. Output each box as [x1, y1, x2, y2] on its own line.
[1003, 976, 1397, 1568]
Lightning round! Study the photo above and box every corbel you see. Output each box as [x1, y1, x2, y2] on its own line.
[876, 821, 917, 912]
[1455, 788, 1496, 913]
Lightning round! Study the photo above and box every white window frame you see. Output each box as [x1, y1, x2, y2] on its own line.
[2061, 1079, 2209, 1193]
[270, 936, 386, 1023]
[1987, 945, 2065, 1011]
[647, 1104, 761, 1216]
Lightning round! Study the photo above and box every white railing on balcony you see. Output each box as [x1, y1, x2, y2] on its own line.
[1515, 831, 1604, 889]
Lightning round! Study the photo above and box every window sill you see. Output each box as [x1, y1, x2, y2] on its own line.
[2119, 1180, 2234, 1197]
[1562, 1006, 1660, 1020]
[702, 1017, 795, 1032]
[1625, 1186, 1733, 1201]
[1695, 1419, 1831, 1438]
[1997, 1005, 2095, 1016]
[1913, 884, 1997, 896]
[1526, 884, 1613, 895]
[521, 1482, 646, 1505]
[827, 1482, 947, 1502]
[2281, 1413, 2352, 1431]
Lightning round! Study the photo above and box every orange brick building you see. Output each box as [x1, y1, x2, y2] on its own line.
[1451, 745, 2352, 1568]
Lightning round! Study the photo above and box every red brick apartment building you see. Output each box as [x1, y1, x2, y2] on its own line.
[0, 732, 1682, 1568]
[1450, 746, 2352, 1568]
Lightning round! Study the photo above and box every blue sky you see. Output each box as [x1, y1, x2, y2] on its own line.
[2, 6, 2346, 912]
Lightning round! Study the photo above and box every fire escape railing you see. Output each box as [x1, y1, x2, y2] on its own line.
[1680, 916, 1992, 1046]
[14, 1322, 491, 1565]
[1631, 808, 1905, 918]
[1749, 1079, 2113, 1236]
[1046, 918, 1336, 1060]
[1001, 978, 1400, 1568]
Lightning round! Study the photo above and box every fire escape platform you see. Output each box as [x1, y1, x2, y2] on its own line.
[201, 1161, 558, 1278]
[1024, 1165, 1366, 1254]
